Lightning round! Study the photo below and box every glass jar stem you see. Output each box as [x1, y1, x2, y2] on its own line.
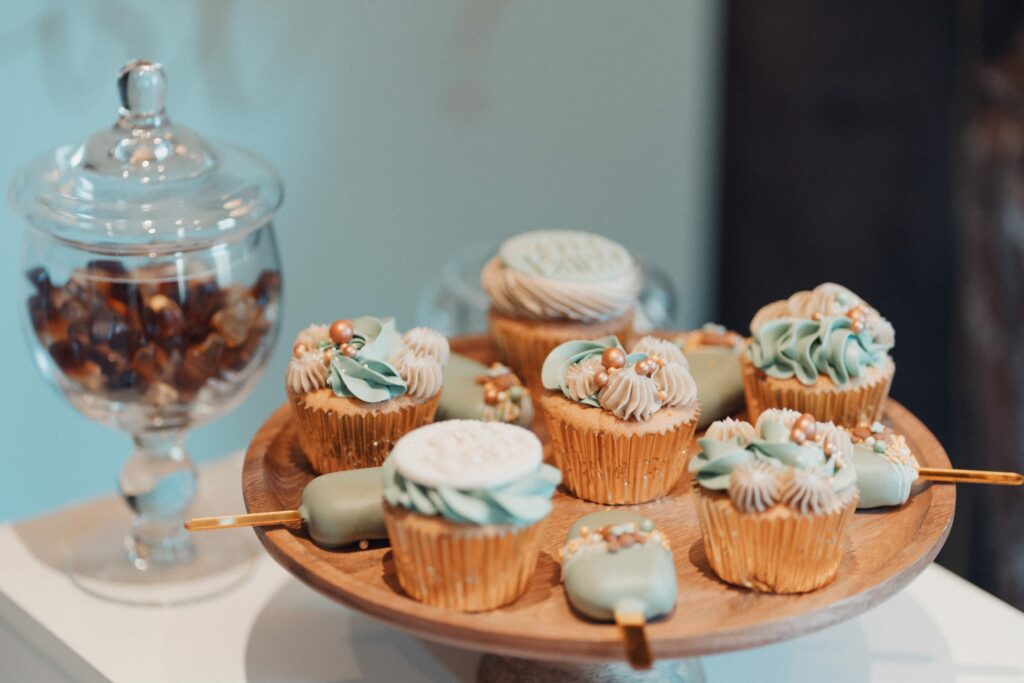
[119, 429, 198, 570]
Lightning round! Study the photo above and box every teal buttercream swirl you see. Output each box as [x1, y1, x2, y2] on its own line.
[327, 316, 408, 403]
[382, 456, 562, 526]
[540, 335, 646, 407]
[749, 316, 892, 386]
[688, 414, 856, 494]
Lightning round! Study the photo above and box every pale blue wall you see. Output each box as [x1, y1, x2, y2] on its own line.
[0, 1, 721, 520]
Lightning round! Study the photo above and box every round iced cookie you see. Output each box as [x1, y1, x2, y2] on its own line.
[562, 510, 677, 622]
[390, 419, 543, 490]
[499, 229, 635, 283]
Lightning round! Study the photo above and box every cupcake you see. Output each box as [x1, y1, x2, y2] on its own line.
[742, 283, 895, 428]
[286, 317, 448, 474]
[540, 334, 700, 504]
[482, 230, 641, 395]
[689, 409, 859, 593]
[675, 323, 746, 429]
[382, 420, 561, 611]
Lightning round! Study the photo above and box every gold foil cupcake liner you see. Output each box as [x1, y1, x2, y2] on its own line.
[740, 353, 893, 428]
[487, 309, 634, 397]
[693, 487, 858, 593]
[544, 407, 699, 505]
[288, 391, 441, 474]
[382, 503, 547, 612]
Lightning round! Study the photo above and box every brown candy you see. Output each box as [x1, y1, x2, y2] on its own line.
[25, 261, 279, 410]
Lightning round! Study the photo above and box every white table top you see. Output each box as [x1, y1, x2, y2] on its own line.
[0, 454, 1021, 683]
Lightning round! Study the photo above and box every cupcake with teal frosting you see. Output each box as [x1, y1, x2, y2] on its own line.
[382, 420, 561, 611]
[286, 317, 448, 473]
[540, 334, 700, 504]
[741, 283, 895, 428]
[689, 409, 859, 593]
[482, 230, 641, 395]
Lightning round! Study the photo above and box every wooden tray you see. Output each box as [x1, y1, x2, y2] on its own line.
[242, 334, 955, 661]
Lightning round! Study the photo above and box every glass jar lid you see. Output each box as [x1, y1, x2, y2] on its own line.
[8, 60, 283, 254]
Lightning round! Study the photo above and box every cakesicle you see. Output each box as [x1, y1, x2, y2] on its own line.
[186, 467, 387, 548]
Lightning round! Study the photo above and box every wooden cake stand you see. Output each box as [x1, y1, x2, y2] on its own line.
[242, 334, 954, 681]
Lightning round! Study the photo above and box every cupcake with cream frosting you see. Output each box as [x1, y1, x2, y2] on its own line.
[689, 409, 859, 593]
[540, 334, 700, 504]
[382, 420, 561, 611]
[742, 283, 895, 428]
[482, 230, 641, 395]
[286, 317, 448, 473]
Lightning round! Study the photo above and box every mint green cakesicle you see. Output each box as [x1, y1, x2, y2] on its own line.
[562, 511, 677, 622]
[437, 353, 534, 427]
[186, 468, 388, 549]
[298, 468, 389, 547]
[679, 327, 745, 429]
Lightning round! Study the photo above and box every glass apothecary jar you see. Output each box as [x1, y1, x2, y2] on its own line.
[8, 60, 283, 604]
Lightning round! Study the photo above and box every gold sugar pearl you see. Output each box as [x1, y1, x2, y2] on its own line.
[329, 319, 355, 345]
[812, 311, 823, 321]
[602, 347, 626, 370]
[791, 427, 807, 444]
[484, 388, 499, 405]
[341, 343, 358, 358]
[657, 390, 668, 402]
[292, 342, 308, 358]
[594, 371, 610, 388]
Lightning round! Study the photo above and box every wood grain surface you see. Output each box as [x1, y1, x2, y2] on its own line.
[242, 334, 955, 661]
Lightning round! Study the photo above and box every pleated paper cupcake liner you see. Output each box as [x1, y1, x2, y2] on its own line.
[487, 309, 634, 397]
[740, 353, 894, 428]
[693, 486, 858, 593]
[288, 391, 441, 474]
[383, 503, 547, 612]
[543, 405, 699, 505]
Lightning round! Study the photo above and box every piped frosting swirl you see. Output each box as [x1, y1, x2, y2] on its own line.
[286, 351, 329, 393]
[481, 230, 641, 321]
[391, 349, 444, 400]
[402, 327, 450, 366]
[690, 408, 857, 515]
[632, 335, 689, 368]
[287, 317, 447, 404]
[748, 283, 895, 387]
[599, 368, 662, 421]
[728, 461, 782, 513]
[541, 335, 699, 421]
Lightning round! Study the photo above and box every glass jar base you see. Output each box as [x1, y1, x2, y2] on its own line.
[65, 520, 256, 606]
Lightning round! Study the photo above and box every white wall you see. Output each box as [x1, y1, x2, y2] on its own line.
[0, 0, 721, 519]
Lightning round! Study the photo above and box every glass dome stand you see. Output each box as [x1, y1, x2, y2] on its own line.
[67, 429, 253, 606]
[11, 59, 283, 606]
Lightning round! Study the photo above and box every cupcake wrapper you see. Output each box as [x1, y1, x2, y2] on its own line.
[383, 503, 547, 612]
[487, 309, 634, 397]
[289, 391, 441, 474]
[740, 353, 893, 428]
[544, 407, 699, 505]
[693, 487, 858, 593]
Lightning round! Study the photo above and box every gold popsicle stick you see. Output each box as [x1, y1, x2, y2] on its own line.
[918, 467, 1023, 486]
[614, 609, 652, 670]
[185, 510, 303, 531]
